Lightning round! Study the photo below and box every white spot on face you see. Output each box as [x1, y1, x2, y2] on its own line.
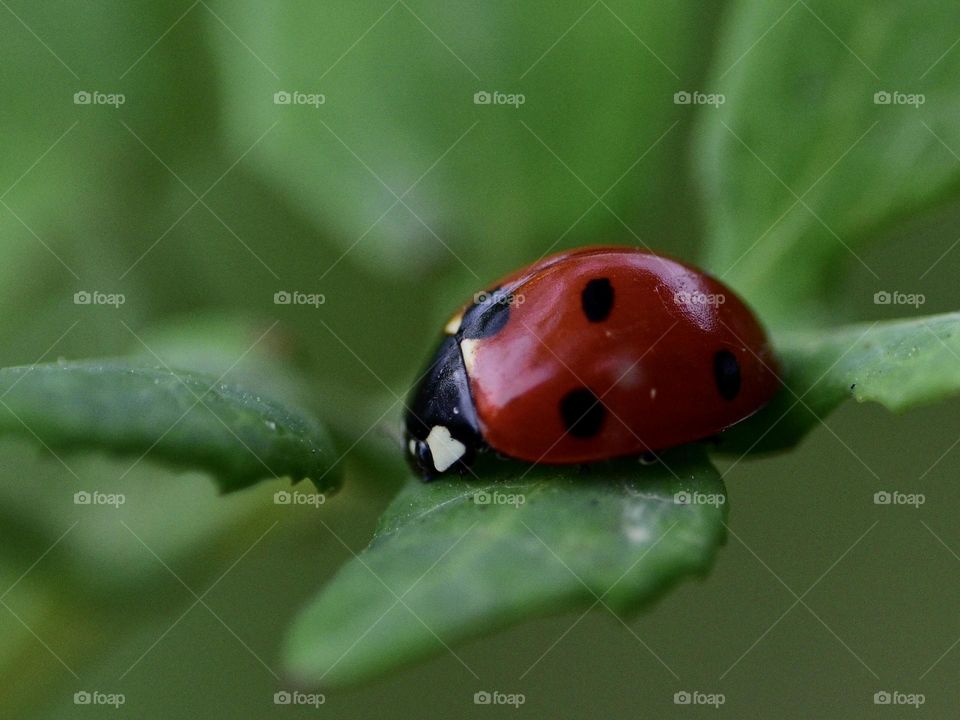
[408, 438, 417, 456]
[425, 425, 466, 472]
[460, 338, 480, 375]
[444, 311, 463, 335]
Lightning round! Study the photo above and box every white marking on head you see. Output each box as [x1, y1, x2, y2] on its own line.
[408, 438, 417, 456]
[444, 311, 463, 335]
[460, 338, 480, 375]
[425, 425, 466, 472]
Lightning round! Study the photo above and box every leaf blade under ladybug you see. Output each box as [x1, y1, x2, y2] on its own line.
[283, 449, 725, 688]
[717, 311, 960, 453]
[0, 360, 339, 493]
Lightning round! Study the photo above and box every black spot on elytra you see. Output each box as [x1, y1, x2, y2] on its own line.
[560, 387, 606, 438]
[581, 278, 614, 322]
[459, 288, 511, 339]
[713, 350, 741, 400]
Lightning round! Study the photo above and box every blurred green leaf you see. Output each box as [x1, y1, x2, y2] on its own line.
[0, 1, 223, 298]
[697, 0, 960, 327]
[719, 311, 960, 452]
[130, 314, 317, 410]
[0, 566, 51, 672]
[211, 0, 722, 278]
[0, 361, 338, 493]
[284, 449, 725, 687]
[0, 315, 331, 599]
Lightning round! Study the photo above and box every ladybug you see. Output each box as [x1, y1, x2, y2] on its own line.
[405, 246, 779, 479]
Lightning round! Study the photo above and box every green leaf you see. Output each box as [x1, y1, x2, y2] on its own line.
[719, 311, 960, 452]
[0, 361, 338, 493]
[129, 314, 318, 413]
[211, 1, 722, 279]
[697, 0, 960, 327]
[0, 1, 225, 313]
[284, 449, 725, 687]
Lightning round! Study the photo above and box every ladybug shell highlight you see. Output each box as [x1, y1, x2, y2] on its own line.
[405, 246, 779, 478]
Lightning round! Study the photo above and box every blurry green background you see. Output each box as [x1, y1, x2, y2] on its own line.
[2, 0, 960, 717]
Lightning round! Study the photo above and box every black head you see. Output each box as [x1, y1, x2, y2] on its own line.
[405, 335, 483, 479]
[405, 289, 518, 479]
[406, 288, 517, 480]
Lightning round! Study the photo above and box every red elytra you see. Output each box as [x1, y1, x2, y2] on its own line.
[405, 246, 779, 478]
